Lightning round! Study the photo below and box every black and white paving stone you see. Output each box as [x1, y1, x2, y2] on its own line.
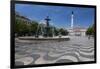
[15, 36, 94, 65]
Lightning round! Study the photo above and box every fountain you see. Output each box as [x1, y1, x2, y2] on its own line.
[18, 16, 70, 41]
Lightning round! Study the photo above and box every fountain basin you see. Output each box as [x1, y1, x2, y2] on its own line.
[18, 36, 70, 41]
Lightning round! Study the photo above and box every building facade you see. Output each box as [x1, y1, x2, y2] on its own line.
[68, 27, 87, 36]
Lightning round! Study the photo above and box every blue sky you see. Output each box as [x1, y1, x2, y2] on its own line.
[15, 4, 95, 29]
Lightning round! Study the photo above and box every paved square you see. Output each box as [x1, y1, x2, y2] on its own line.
[15, 36, 94, 65]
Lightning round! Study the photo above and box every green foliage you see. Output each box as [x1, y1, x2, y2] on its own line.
[54, 28, 59, 36]
[86, 24, 94, 35]
[15, 17, 38, 36]
[30, 22, 38, 35]
[15, 18, 31, 36]
[59, 28, 69, 36]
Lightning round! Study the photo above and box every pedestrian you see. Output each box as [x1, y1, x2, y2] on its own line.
[88, 35, 90, 39]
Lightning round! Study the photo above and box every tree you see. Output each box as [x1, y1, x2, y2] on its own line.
[54, 28, 59, 36]
[15, 18, 30, 36]
[59, 28, 69, 36]
[30, 21, 38, 36]
[15, 12, 40, 36]
[86, 24, 94, 35]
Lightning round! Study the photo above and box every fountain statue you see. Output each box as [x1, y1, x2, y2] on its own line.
[45, 16, 51, 37]
[36, 16, 54, 38]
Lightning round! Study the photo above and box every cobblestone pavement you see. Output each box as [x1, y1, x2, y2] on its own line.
[15, 36, 94, 66]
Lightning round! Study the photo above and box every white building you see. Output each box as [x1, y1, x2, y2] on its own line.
[68, 27, 87, 36]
